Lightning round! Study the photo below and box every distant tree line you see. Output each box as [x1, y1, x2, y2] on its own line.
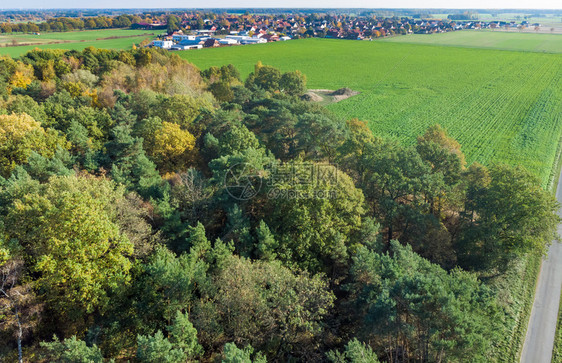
[0, 15, 142, 34]
[448, 11, 479, 20]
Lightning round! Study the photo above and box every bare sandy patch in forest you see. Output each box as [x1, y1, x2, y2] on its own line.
[303, 88, 360, 104]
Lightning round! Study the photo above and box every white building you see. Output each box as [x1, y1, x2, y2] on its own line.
[219, 38, 239, 45]
[170, 44, 203, 50]
[241, 38, 267, 44]
[196, 30, 215, 36]
[172, 34, 197, 42]
[152, 40, 174, 49]
[225, 35, 250, 41]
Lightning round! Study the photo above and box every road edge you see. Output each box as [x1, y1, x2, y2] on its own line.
[519, 136, 562, 362]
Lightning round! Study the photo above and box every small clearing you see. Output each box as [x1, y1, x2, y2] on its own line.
[303, 87, 360, 105]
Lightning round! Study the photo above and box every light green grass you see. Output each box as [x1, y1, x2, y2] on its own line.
[0, 29, 156, 57]
[553, 287, 562, 362]
[430, 12, 562, 26]
[477, 13, 562, 26]
[179, 38, 562, 187]
[488, 253, 542, 362]
[381, 31, 562, 53]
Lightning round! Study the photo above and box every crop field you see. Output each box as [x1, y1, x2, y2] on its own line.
[381, 31, 562, 53]
[180, 38, 562, 186]
[476, 13, 562, 28]
[0, 29, 156, 57]
[431, 13, 562, 27]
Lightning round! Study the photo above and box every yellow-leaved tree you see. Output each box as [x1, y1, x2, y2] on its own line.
[0, 113, 69, 177]
[147, 121, 196, 173]
[0, 56, 34, 91]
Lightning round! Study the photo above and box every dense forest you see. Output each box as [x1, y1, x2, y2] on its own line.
[0, 47, 559, 362]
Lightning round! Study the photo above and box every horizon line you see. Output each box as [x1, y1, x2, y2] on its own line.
[1, 7, 561, 11]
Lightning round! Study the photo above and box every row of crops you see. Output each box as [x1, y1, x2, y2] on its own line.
[181, 38, 562, 187]
[325, 43, 562, 187]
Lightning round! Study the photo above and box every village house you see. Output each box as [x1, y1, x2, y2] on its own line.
[203, 38, 220, 48]
[196, 29, 215, 36]
[261, 33, 279, 42]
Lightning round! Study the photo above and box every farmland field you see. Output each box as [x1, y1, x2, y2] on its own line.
[381, 31, 562, 53]
[0, 29, 156, 57]
[179, 38, 562, 187]
[431, 13, 562, 28]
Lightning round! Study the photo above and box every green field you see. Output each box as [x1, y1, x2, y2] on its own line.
[0, 29, 156, 57]
[179, 38, 562, 186]
[476, 13, 562, 27]
[430, 12, 562, 27]
[381, 31, 562, 53]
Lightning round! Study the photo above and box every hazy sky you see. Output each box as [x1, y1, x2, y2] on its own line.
[3, 0, 561, 9]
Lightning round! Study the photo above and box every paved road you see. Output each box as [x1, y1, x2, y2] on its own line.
[520, 174, 562, 363]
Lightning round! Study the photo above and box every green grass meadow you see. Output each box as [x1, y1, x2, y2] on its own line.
[553, 289, 562, 363]
[381, 30, 562, 53]
[429, 12, 562, 28]
[180, 38, 562, 187]
[0, 29, 156, 57]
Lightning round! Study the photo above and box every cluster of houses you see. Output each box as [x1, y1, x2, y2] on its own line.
[142, 12, 546, 49]
[151, 29, 291, 51]
[318, 18, 544, 38]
